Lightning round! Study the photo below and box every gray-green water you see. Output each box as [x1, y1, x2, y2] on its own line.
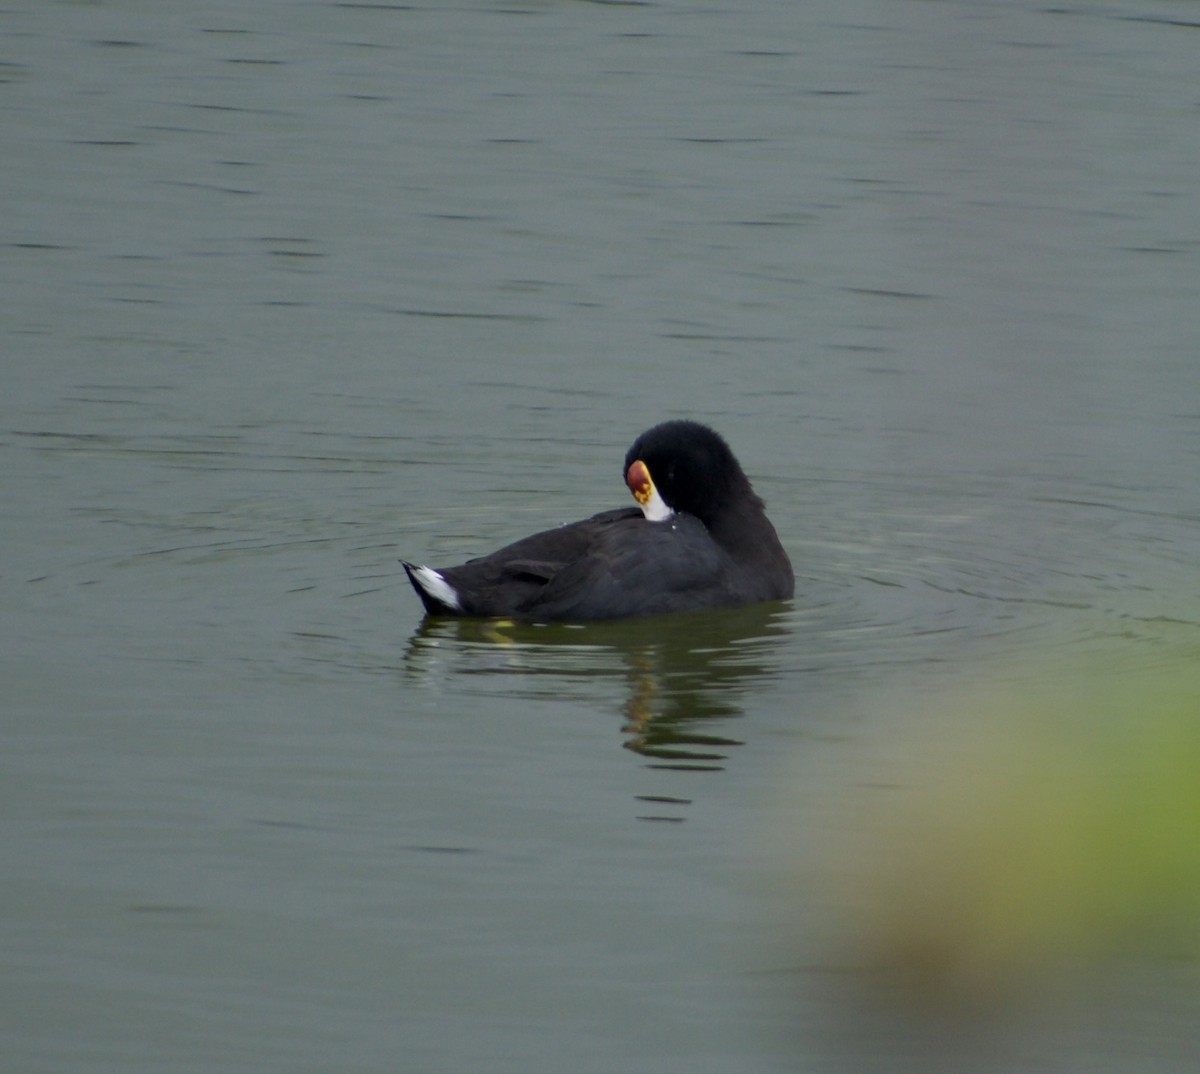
[4, 2, 1199, 1071]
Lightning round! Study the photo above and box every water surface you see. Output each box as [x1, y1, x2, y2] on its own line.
[4, 1, 1200, 1071]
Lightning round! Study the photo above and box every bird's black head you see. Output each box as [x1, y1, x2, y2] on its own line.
[623, 420, 759, 526]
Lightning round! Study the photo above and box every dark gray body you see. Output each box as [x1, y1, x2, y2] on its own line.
[404, 505, 793, 622]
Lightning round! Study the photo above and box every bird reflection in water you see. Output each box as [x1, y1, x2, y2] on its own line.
[403, 602, 792, 772]
[618, 644, 745, 771]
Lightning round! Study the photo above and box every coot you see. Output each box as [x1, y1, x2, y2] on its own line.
[403, 420, 793, 621]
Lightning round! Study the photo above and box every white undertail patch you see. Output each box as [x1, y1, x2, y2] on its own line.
[412, 565, 462, 611]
